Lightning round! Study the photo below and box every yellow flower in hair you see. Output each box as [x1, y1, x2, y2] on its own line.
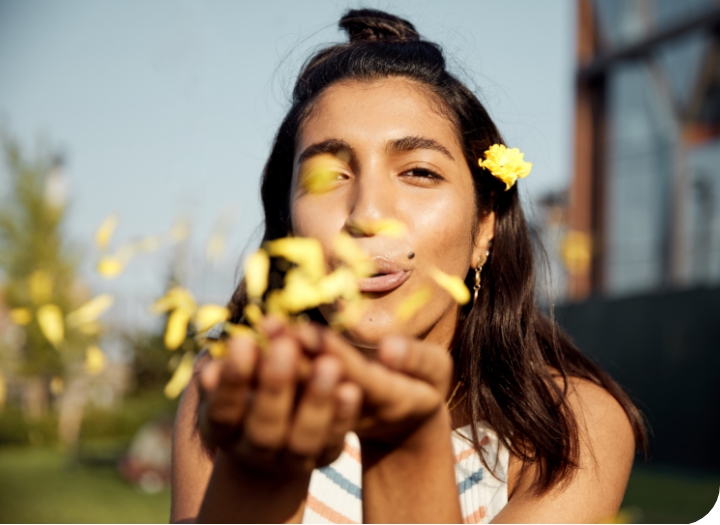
[479, 144, 532, 191]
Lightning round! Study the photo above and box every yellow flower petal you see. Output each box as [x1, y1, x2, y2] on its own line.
[131, 235, 161, 253]
[49, 376, 64, 395]
[206, 340, 227, 358]
[264, 237, 325, 282]
[66, 294, 114, 328]
[560, 230, 592, 276]
[152, 287, 196, 314]
[299, 154, 346, 194]
[362, 219, 407, 237]
[194, 305, 229, 333]
[95, 214, 118, 250]
[333, 233, 375, 278]
[97, 256, 124, 278]
[479, 144, 532, 191]
[164, 351, 195, 399]
[37, 304, 64, 348]
[330, 300, 367, 331]
[164, 308, 192, 350]
[9, 307, 32, 326]
[396, 286, 433, 321]
[245, 249, 270, 300]
[77, 321, 102, 336]
[244, 303, 264, 326]
[84, 345, 106, 375]
[429, 268, 470, 305]
[275, 269, 324, 313]
[171, 221, 190, 241]
[206, 232, 226, 263]
[318, 267, 360, 303]
[29, 270, 53, 304]
[223, 322, 257, 340]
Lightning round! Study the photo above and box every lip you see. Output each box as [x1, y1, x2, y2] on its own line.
[356, 257, 411, 293]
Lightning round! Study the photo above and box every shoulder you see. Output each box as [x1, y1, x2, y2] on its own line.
[500, 376, 636, 522]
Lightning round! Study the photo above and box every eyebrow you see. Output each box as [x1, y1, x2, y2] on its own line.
[297, 135, 455, 164]
[297, 139, 355, 164]
[387, 136, 454, 161]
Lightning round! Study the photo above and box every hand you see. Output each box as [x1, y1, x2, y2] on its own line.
[318, 328, 454, 446]
[196, 322, 363, 478]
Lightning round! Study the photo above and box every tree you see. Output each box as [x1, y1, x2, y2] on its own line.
[0, 133, 101, 447]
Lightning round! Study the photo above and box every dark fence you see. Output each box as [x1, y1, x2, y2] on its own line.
[555, 285, 720, 472]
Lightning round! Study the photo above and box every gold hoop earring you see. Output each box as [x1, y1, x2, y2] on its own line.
[473, 250, 489, 304]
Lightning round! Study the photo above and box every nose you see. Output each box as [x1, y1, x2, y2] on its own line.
[343, 166, 395, 237]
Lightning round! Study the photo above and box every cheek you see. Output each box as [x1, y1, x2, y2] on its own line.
[291, 196, 345, 243]
[404, 191, 476, 273]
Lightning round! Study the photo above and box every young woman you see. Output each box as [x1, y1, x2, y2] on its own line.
[171, 9, 646, 524]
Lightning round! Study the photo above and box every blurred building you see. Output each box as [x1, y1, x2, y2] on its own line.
[556, 0, 720, 473]
[569, 0, 720, 300]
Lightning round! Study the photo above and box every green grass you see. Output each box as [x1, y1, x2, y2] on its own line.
[620, 465, 720, 523]
[0, 446, 718, 523]
[0, 446, 170, 523]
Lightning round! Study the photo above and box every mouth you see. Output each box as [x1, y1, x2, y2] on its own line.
[356, 257, 411, 293]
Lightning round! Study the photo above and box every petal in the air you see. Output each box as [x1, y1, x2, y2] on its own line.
[164, 351, 195, 399]
[37, 304, 64, 348]
[245, 249, 270, 300]
[429, 268, 471, 305]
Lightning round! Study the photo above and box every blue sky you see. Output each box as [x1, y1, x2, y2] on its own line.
[0, 0, 575, 320]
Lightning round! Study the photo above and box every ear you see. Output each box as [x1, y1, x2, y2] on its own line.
[471, 211, 495, 269]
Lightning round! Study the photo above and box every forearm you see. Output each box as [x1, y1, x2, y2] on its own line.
[197, 451, 309, 524]
[360, 409, 462, 524]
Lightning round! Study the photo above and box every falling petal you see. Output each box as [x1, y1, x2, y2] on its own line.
[152, 287, 196, 314]
[171, 221, 190, 242]
[264, 237, 326, 282]
[132, 235, 161, 253]
[97, 256, 124, 278]
[29, 270, 53, 304]
[9, 307, 32, 326]
[194, 305, 230, 333]
[37, 304, 64, 348]
[276, 269, 324, 313]
[429, 268, 470, 305]
[330, 300, 367, 331]
[66, 294, 114, 328]
[300, 154, 346, 194]
[223, 322, 257, 341]
[50, 376, 64, 395]
[77, 321, 102, 336]
[333, 233, 375, 278]
[84, 345, 106, 375]
[164, 308, 192, 350]
[206, 340, 227, 358]
[354, 219, 407, 238]
[243, 303, 264, 326]
[164, 352, 195, 399]
[318, 267, 360, 303]
[396, 286, 433, 321]
[245, 249, 270, 300]
[206, 232, 226, 264]
[95, 215, 119, 250]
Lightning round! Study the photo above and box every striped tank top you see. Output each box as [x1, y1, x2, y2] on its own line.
[302, 422, 509, 524]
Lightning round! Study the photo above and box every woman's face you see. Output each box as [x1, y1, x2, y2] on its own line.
[291, 78, 493, 350]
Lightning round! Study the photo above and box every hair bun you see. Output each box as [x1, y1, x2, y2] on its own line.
[339, 9, 419, 43]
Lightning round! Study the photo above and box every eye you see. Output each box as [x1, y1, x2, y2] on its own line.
[401, 167, 444, 184]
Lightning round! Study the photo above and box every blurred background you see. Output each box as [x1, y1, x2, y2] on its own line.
[0, 0, 718, 523]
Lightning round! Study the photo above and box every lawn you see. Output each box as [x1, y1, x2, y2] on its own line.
[0, 446, 170, 523]
[0, 446, 717, 523]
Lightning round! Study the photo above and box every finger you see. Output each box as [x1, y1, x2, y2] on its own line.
[287, 355, 342, 457]
[315, 381, 363, 468]
[243, 335, 299, 449]
[293, 322, 322, 355]
[198, 337, 257, 445]
[377, 336, 453, 395]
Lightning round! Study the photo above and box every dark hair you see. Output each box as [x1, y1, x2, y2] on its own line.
[228, 8, 647, 494]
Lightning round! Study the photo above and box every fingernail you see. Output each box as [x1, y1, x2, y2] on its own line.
[313, 359, 340, 395]
[383, 336, 407, 367]
[267, 337, 295, 377]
